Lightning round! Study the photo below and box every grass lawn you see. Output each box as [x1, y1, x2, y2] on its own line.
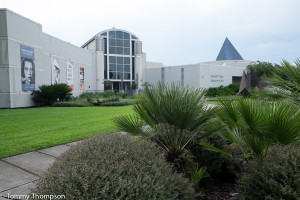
[0, 106, 133, 159]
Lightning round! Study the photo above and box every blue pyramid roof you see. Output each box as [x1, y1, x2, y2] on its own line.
[216, 38, 243, 61]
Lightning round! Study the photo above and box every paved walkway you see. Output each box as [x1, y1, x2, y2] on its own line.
[0, 141, 82, 199]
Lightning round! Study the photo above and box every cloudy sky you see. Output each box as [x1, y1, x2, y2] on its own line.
[1, 0, 299, 66]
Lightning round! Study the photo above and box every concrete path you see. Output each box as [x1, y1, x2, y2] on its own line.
[0, 141, 81, 199]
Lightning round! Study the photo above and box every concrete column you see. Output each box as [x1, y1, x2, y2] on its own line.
[95, 35, 104, 91]
[135, 54, 143, 89]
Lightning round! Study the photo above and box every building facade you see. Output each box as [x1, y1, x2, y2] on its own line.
[0, 9, 253, 108]
[145, 38, 254, 89]
[81, 28, 146, 91]
[0, 9, 153, 108]
[145, 60, 253, 89]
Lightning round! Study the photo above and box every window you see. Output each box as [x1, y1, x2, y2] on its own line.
[132, 58, 135, 80]
[108, 31, 132, 55]
[104, 56, 107, 79]
[106, 30, 137, 81]
[109, 56, 132, 80]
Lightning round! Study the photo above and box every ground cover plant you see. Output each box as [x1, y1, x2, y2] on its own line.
[238, 144, 300, 200]
[32, 133, 196, 200]
[52, 91, 134, 107]
[0, 106, 133, 158]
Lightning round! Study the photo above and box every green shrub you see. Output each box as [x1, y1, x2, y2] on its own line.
[31, 84, 72, 106]
[238, 144, 300, 200]
[101, 90, 115, 98]
[31, 134, 196, 200]
[217, 98, 300, 158]
[51, 102, 88, 107]
[101, 99, 134, 106]
[206, 83, 240, 97]
[103, 80, 113, 90]
[113, 83, 218, 178]
[188, 134, 227, 176]
[247, 61, 278, 77]
[79, 92, 101, 99]
[116, 91, 128, 98]
[132, 81, 137, 90]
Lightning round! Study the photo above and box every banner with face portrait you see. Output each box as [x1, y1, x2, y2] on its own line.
[51, 57, 61, 85]
[21, 45, 35, 91]
[66, 60, 74, 90]
[79, 64, 84, 90]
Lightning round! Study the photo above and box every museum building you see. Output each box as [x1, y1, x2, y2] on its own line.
[0, 9, 253, 108]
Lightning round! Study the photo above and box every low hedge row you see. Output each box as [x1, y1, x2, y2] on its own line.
[206, 83, 240, 97]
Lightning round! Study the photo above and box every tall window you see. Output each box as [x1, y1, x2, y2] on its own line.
[102, 29, 138, 81]
[109, 31, 130, 55]
[109, 56, 130, 80]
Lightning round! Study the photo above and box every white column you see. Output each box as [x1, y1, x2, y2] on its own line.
[95, 36, 104, 91]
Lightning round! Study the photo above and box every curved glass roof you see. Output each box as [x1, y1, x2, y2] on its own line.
[81, 28, 139, 48]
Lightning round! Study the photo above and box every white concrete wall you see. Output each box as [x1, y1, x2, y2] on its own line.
[145, 61, 250, 89]
[199, 63, 246, 88]
[145, 68, 161, 85]
[146, 61, 162, 69]
[0, 9, 96, 108]
[183, 64, 201, 88]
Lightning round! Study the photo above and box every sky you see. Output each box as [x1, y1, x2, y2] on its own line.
[1, 0, 300, 66]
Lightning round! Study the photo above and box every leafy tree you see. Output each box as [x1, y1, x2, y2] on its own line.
[246, 61, 279, 77]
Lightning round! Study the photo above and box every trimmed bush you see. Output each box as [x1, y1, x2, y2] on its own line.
[51, 102, 88, 107]
[32, 134, 196, 200]
[101, 99, 134, 106]
[31, 84, 72, 106]
[238, 144, 300, 200]
[116, 91, 128, 99]
[206, 83, 240, 97]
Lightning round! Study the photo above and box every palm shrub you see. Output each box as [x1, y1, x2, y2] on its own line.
[113, 82, 218, 175]
[32, 84, 72, 106]
[254, 59, 300, 103]
[216, 97, 300, 158]
[31, 133, 196, 200]
[113, 82, 217, 134]
[238, 144, 300, 200]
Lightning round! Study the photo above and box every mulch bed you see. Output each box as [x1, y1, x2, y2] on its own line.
[196, 179, 239, 200]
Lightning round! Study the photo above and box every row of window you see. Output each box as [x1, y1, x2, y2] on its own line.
[109, 47, 130, 55]
[109, 72, 130, 80]
[109, 56, 130, 64]
[109, 64, 130, 72]
[109, 39, 130, 47]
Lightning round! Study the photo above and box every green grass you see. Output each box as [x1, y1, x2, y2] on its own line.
[0, 106, 133, 158]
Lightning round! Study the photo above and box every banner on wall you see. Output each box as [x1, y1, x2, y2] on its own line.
[79, 64, 84, 90]
[51, 57, 60, 84]
[66, 61, 74, 90]
[21, 45, 35, 91]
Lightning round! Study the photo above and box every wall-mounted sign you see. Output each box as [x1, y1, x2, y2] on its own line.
[79, 64, 84, 90]
[51, 57, 60, 84]
[67, 61, 74, 90]
[20, 45, 35, 91]
[210, 75, 224, 82]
